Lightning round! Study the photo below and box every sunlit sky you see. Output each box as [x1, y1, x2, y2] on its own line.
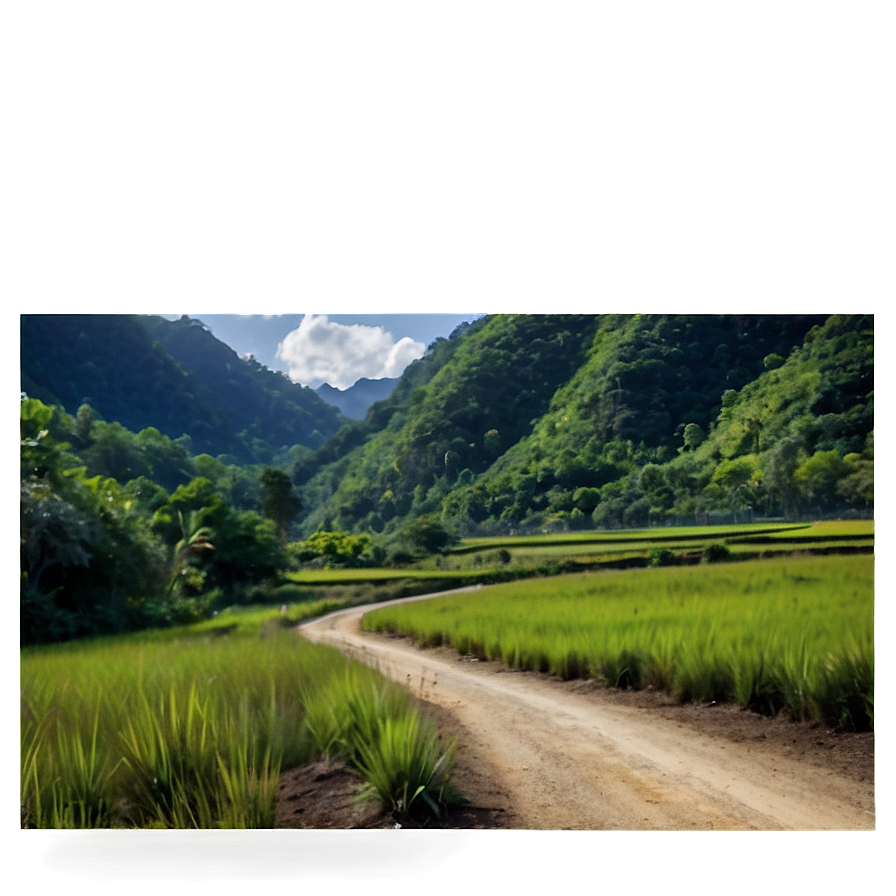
[163, 313, 484, 390]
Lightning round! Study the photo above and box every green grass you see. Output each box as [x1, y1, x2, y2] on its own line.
[451, 523, 809, 553]
[363, 554, 874, 730]
[739, 520, 874, 541]
[286, 567, 495, 584]
[21, 609, 456, 829]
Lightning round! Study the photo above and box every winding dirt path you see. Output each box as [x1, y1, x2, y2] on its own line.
[299, 587, 874, 831]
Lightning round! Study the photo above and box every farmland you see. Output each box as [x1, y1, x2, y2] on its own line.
[20, 609, 457, 829]
[363, 551, 874, 731]
[20, 521, 874, 829]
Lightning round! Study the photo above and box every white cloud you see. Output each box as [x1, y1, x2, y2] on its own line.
[276, 315, 425, 390]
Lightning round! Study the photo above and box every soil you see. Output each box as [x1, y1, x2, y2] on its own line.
[279, 590, 874, 831]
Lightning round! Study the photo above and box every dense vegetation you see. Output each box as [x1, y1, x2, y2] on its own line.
[20, 395, 290, 642]
[295, 314, 601, 533]
[440, 314, 873, 533]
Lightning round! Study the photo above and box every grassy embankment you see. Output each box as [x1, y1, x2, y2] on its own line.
[363, 552, 874, 731]
[21, 603, 458, 829]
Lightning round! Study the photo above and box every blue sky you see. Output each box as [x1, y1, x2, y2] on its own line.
[165, 313, 483, 389]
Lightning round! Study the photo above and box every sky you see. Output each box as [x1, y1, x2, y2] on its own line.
[164, 313, 483, 390]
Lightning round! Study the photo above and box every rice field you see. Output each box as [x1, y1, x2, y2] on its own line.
[451, 522, 809, 553]
[20, 612, 457, 828]
[363, 553, 874, 730]
[448, 521, 873, 567]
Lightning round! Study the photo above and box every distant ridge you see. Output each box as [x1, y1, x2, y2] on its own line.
[315, 377, 399, 420]
[20, 314, 347, 462]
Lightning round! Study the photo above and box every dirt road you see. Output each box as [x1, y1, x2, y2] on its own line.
[299, 588, 874, 831]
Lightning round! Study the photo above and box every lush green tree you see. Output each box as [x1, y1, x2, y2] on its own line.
[289, 528, 372, 567]
[166, 509, 215, 596]
[122, 475, 170, 514]
[134, 426, 195, 491]
[682, 422, 705, 451]
[572, 486, 601, 514]
[80, 420, 149, 483]
[794, 449, 847, 512]
[837, 452, 873, 509]
[710, 456, 760, 520]
[21, 399, 174, 642]
[762, 436, 804, 518]
[75, 403, 95, 445]
[400, 514, 457, 556]
[260, 467, 301, 541]
[152, 477, 286, 598]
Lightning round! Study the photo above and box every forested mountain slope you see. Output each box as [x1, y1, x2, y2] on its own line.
[21, 314, 346, 462]
[140, 315, 347, 457]
[296, 314, 603, 534]
[294, 313, 873, 537]
[439, 314, 824, 528]
[440, 314, 870, 532]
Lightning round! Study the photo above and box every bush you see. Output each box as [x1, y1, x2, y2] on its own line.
[701, 543, 731, 564]
[648, 548, 677, 567]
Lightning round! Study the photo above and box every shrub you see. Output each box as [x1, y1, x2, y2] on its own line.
[701, 543, 731, 564]
[649, 548, 676, 567]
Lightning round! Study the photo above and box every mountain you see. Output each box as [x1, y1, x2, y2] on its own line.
[20, 312, 872, 540]
[315, 377, 399, 420]
[439, 313, 861, 531]
[20, 314, 347, 462]
[445, 314, 824, 526]
[292, 313, 870, 536]
[295, 314, 606, 533]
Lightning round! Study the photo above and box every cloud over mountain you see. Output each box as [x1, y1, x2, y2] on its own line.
[276, 314, 425, 389]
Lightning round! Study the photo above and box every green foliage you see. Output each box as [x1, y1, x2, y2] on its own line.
[794, 450, 846, 511]
[701, 543, 732, 563]
[21, 399, 176, 643]
[259, 467, 301, 540]
[648, 547, 677, 567]
[399, 514, 458, 556]
[289, 528, 373, 567]
[297, 314, 599, 534]
[682, 422, 705, 450]
[435, 314, 833, 533]
[299, 666, 459, 821]
[152, 477, 286, 599]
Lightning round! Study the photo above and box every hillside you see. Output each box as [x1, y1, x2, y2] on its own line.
[441, 314, 871, 532]
[439, 314, 830, 529]
[293, 313, 873, 537]
[296, 314, 602, 534]
[20, 314, 347, 462]
[20, 311, 872, 540]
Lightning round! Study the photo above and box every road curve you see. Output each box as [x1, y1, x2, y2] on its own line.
[299, 588, 874, 831]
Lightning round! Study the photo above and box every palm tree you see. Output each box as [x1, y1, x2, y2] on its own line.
[166, 509, 214, 596]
